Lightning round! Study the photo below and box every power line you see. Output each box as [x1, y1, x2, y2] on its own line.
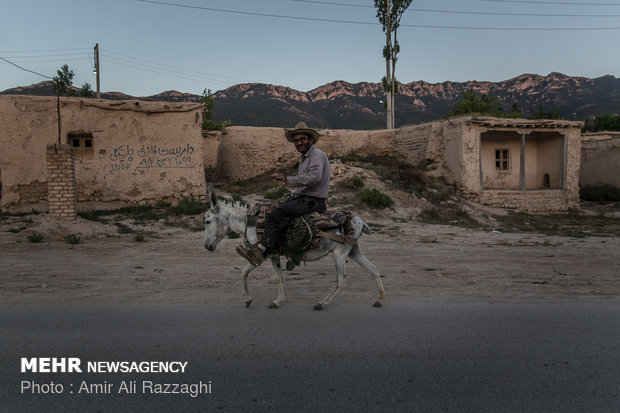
[482, 0, 620, 5]
[287, 0, 373, 8]
[0, 49, 94, 72]
[0, 47, 91, 54]
[102, 55, 236, 87]
[410, 8, 620, 18]
[0, 53, 92, 59]
[137, 0, 620, 30]
[136, 0, 377, 25]
[0, 57, 90, 64]
[104, 49, 251, 83]
[287, 0, 620, 16]
[102, 53, 244, 85]
[402, 23, 620, 30]
[0, 56, 53, 79]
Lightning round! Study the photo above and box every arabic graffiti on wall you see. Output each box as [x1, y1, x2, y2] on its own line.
[108, 144, 195, 175]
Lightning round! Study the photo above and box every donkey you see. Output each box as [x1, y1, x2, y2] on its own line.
[202, 190, 385, 310]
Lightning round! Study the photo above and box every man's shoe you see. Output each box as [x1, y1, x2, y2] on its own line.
[235, 245, 265, 267]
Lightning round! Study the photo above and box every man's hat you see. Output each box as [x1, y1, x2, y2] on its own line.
[285, 122, 320, 143]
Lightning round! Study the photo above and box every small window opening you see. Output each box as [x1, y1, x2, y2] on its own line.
[495, 149, 509, 171]
[543, 173, 550, 189]
[68, 132, 94, 160]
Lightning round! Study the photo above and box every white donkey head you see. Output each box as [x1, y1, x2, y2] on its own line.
[203, 188, 230, 251]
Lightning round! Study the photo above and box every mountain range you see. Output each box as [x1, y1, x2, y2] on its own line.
[3, 72, 619, 129]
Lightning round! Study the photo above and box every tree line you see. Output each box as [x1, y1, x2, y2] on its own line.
[448, 88, 620, 132]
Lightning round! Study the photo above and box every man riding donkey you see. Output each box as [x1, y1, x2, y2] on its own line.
[236, 122, 330, 267]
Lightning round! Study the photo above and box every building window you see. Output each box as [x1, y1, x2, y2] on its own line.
[68, 133, 94, 160]
[495, 149, 509, 171]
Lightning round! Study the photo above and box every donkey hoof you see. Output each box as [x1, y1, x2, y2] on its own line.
[313, 303, 324, 311]
[268, 302, 280, 309]
[373, 301, 383, 308]
[245, 300, 252, 308]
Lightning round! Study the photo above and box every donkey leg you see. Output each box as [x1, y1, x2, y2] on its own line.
[314, 246, 351, 310]
[349, 244, 386, 308]
[269, 256, 286, 309]
[241, 263, 256, 308]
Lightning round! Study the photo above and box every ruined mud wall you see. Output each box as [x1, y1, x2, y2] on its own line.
[0, 95, 204, 210]
[581, 135, 620, 187]
[214, 126, 398, 181]
[4, 95, 601, 214]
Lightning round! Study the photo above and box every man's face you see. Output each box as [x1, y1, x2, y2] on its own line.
[293, 133, 311, 154]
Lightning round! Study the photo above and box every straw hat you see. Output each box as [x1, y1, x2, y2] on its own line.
[284, 122, 320, 143]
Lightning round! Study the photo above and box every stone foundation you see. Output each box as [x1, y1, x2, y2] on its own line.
[476, 190, 578, 212]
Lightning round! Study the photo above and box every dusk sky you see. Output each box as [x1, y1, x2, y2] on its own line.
[2, 0, 620, 96]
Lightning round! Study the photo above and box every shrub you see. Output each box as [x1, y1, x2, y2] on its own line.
[339, 175, 365, 190]
[133, 233, 145, 242]
[171, 197, 207, 215]
[420, 208, 440, 220]
[27, 232, 44, 243]
[264, 185, 290, 200]
[351, 175, 365, 188]
[338, 154, 427, 194]
[155, 200, 172, 208]
[203, 119, 233, 131]
[115, 223, 134, 234]
[359, 189, 393, 209]
[64, 234, 81, 244]
[118, 205, 160, 221]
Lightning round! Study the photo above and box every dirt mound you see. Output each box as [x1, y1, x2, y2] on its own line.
[0, 214, 117, 243]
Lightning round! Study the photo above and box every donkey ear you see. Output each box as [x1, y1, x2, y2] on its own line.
[207, 186, 217, 209]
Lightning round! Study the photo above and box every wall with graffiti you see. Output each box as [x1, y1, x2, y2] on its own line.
[0, 95, 205, 210]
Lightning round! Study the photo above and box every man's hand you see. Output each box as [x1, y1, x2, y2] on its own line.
[271, 173, 286, 183]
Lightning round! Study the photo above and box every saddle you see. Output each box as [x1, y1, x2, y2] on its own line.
[247, 199, 357, 257]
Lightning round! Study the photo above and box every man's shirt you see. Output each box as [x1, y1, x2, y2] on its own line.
[286, 144, 330, 199]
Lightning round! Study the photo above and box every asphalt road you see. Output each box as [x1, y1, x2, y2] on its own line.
[2, 303, 619, 412]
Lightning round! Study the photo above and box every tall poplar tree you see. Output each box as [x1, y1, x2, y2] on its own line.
[374, 0, 413, 129]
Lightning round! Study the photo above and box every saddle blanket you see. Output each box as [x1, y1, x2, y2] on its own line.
[248, 200, 355, 253]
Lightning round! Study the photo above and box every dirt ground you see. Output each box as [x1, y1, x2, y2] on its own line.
[1, 203, 619, 307]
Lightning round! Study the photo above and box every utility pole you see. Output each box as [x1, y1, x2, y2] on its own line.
[386, 0, 392, 129]
[94, 43, 101, 99]
[391, 24, 396, 129]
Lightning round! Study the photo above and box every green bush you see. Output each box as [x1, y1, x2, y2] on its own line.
[203, 119, 233, 131]
[27, 232, 44, 243]
[582, 114, 620, 132]
[359, 189, 393, 209]
[64, 234, 81, 244]
[337, 154, 427, 194]
[264, 186, 290, 200]
[420, 208, 440, 220]
[201, 89, 233, 131]
[339, 175, 365, 190]
[115, 223, 134, 234]
[155, 200, 172, 208]
[170, 197, 207, 215]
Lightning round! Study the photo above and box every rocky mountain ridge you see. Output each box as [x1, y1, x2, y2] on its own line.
[3, 72, 619, 129]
